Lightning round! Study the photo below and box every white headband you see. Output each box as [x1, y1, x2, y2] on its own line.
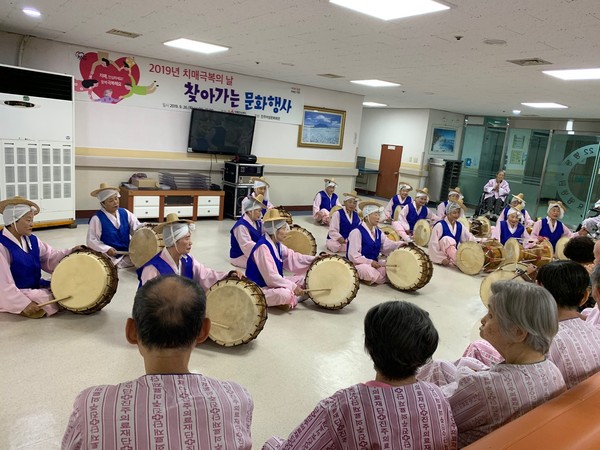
[265, 220, 288, 235]
[253, 180, 267, 188]
[415, 191, 429, 199]
[362, 204, 383, 217]
[343, 194, 358, 202]
[2, 204, 34, 226]
[448, 190, 462, 199]
[507, 207, 521, 217]
[595, 200, 600, 209]
[98, 189, 120, 203]
[242, 197, 262, 212]
[325, 181, 337, 188]
[548, 203, 565, 219]
[446, 202, 461, 213]
[399, 184, 412, 191]
[163, 223, 191, 247]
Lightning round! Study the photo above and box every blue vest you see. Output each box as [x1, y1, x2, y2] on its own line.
[499, 220, 525, 245]
[540, 218, 565, 250]
[136, 252, 194, 288]
[93, 209, 130, 252]
[406, 203, 429, 231]
[261, 198, 269, 216]
[437, 220, 463, 245]
[392, 195, 412, 219]
[318, 191, 338, 211]
[328, 209, 360, 240]
[246, 236, 283, 287]
[0, 233, 49, 289]
[230, 217, 262, 258]
[502, 206, 528, 222]
[348, 226, 381, 261]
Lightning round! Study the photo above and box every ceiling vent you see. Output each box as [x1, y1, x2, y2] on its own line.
[106, 29, 142, 39]
[317, 73, 344, 79]
[507, 58, 552, 67]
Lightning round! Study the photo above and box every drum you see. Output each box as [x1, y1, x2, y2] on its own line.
[379, 225, 399, 242]
[330, 205, 342, 218]
[470, 216, 491, 238]
[555, 236, 571, 260]
[413, 219, 432, 247]
[503, 238, 553, 267]
[305, 255, 360, 310]
[457, 216, 470, 230]
[393, 206, 402, 222]
[284, 225, 317, 256]
[51, 248, 118, 314]
[386, 245, 433, 291]
[479, 263, 532, 307]
[129, 227, 164, 268]
[205, 276, 267, 347]
[456, 240, 505, 275]
[276, 206, 293, 225]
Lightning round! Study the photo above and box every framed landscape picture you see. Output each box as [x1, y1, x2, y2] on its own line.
[430, 127, 457, 154]
[298, 106, 346, 149]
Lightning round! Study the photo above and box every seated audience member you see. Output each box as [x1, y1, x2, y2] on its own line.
[326, 191, 360, 253]
[312, 178, 342, 225]
[491, 207, 530, 245]
[138, 213, 240, 289]
[384, 181, 413, 222]
[394, 187, 440, 240]
[584, 265, 600, 330]
[429, 202, 478, 266]
[249, 176, 274, 215]
[87, 183, 143, 268]
[246, 209, 316, 309]
[481, 170, 510, 218]
[62, 275, 254, 450]
[563, 234, 595, 272]
[497, 193, 534, 227]
[437, 187, 465, 219]
[578, 199, 600, 237]
[263, 301, 457, 450]
[530, 201, 575, 250]
[230, 195, 264, 268]
[0, 196, 79, 318]
[465, 261, 600, 389]
[418, 281, 566, 448]
[347, 201, 406, 285]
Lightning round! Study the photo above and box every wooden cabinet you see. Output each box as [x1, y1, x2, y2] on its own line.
[119, 187, 224, 221]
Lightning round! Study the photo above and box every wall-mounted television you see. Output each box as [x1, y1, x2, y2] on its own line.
[187, 108, 256, 156]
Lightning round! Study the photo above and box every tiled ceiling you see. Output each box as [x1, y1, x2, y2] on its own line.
[2, 0, 600, 118]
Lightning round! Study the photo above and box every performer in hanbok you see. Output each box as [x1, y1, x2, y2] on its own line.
[481, 170, 510, 218]
[248, 176, 274, 215]
[383, 181, 413, 222]
[490, 207, 530, 245]
[394, 187, 440, 241]
[312, 178, 341, 226]
[529, 200, 575, 250]
[497, 193, 534, 227]
[429, 202, 478, 266]
[0, 196, 79, 318]
[263, 301, 457, 450]
[230, 195, 264, 268]
[436, 187, 465, 219]
[63, 275, 254, 450]
[325, 191, 360, 253]
[87, 183, 144, 268]
[245, 209, 316, 309]
[418, 281, 566, 448]
[137, 213, 241, 289]
[578, 199, 600, 237]
[347, 201, 406, 285]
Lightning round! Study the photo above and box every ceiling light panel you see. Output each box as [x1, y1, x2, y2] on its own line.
[330, 0, 449, 21]
[543, 68, 600, 80]
[164, 38, 229, 54]
[521, 102, 568, 109]
[351, 79, 400, 87]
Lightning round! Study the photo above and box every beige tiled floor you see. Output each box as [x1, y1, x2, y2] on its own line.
[0, 214, 488, 449]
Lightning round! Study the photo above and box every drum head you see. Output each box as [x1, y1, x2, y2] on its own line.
[457, 217, 470, 230]
[51, 250, 118, 313]
[503, 238, 522, 264]
[456, 241, 485, 275]
[130, 228, 162, 268]
[206, 277, 267, 347]
[555, 236, 571, 260]
[393, 206, 402, 222]
[387, 246, 433, 291]
[379, 225, 399, 242]
[330, 205, 342, 217]
[306, 255, 359, 310]
[480, 263, 529, 307]
[413, 219, 432, 247]
[284, 225, 317, 256]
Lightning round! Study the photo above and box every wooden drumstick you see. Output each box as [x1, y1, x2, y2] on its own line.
[303, 288, 332, 292]
[211, 321, 230, 329]
[115, 250, 130, 255]
[36, 295, 73, 308]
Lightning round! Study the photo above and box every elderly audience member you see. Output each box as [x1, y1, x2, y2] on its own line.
[480, 170, 510, 218]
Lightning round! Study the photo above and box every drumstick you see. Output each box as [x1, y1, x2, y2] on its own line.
[303, 288, 332, 292]
[211, 321, 230, 329]
[36, 295, 73, 307]
[115, 250, 130, 255]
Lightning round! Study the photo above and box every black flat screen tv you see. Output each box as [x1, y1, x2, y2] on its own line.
[187, 108, 256, 156]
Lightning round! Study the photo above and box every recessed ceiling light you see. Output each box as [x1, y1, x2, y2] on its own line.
[521, 102, 568, 109]
[22, 7, 41, 18]
[330, 0, 450, 21]
[363, 102, 388, 107]
[543, 68, 600, 80]
[164, 38, 229, 54]
[351, 79, 400, 87]
[512, 110, 521, 115]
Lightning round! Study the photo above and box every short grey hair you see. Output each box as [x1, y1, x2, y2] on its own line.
[489, 281, 558, 355]
[591, 264, 600, 288]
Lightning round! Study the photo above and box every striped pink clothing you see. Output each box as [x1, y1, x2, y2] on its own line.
[417, 358, 566, 447]
[263, 381, 458, 450]
[62, 373, 253, 450]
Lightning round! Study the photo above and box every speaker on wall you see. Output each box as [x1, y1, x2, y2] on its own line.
[223, 183, 253, 219]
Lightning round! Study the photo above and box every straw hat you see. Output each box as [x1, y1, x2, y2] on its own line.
[243, 194, 264, 212]
[0, 196, 40, 214]
[324, 178, 337, 187]
[90, 183, 120, 197]
[262, 208, 288, 223]
[342, 191, 360, 202]
[250, 176, 270, 188]
[415, 187, 429, 198]
[154, 213, 194, 234]
[448, 187, 462, 197]
[398, 181, 413, 191]
[548, 200, 567, 212]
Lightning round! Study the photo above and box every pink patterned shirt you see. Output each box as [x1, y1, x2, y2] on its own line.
[262, 381, 458, 450]
[62, 373, 253, 450]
